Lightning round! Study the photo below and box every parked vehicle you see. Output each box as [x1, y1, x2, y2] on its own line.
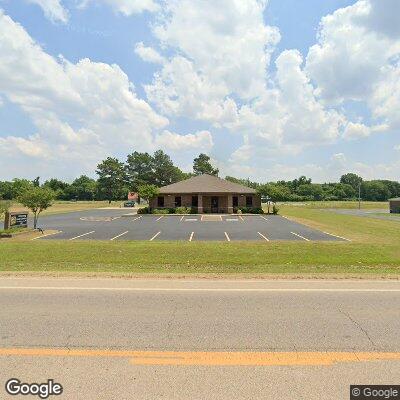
[123, 200, 135, 207]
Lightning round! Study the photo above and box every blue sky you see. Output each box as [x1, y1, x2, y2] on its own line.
[0, 0, 399, 182]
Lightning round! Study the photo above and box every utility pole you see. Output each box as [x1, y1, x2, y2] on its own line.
[358, 181, 361, 210]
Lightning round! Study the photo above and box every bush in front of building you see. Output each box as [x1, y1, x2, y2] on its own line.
[153, 208, 170, 214]
[236, 207, 264, 214]
[137, 206, 150, 214]
[272, 204, 279, 215]
[174, 206, 193, 214]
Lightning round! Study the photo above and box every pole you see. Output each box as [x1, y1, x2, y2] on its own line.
[358, 182, 361, 210]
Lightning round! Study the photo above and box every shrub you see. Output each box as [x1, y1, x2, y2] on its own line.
[152, 208, 169, 214]
[137, 206, 150, 214]
[175, 206, 192, 214]
[272, 204, 279, 215]
[168, 208, 176, 214]
[238, 207, 264, 214]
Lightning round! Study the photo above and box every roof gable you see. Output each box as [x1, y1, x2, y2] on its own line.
[159, 174, 257, 194]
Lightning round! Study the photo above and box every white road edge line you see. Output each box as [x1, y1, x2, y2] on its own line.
[291, 232, 310, 241]
[189, 232, 194, 242]
[132, 216, 142, 222]
[257, 232, 269, 241]
[323, 231, 351, 241]
[224, 232, 231, 242]
[1, 287, 400, 292]
[31, 231, 62, 240]
[110, 231, 129, 241]
[150, 231, 161, 241]
[156, 216, 164, 221]
[69, 231, 95, 241]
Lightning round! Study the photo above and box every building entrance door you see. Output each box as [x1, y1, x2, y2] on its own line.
[211, 196, 219, 213]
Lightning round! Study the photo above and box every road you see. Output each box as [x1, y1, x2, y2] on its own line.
[1, 278, 400, 399]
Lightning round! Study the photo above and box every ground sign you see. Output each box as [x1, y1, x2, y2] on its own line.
[4, 212, 28, 230]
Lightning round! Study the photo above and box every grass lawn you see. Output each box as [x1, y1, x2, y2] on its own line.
[0, 203, 399, 277]
[277, 200, 388, 210]
[10, 200, 124, 216]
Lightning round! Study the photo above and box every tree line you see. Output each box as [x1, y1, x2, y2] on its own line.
[0, 150, 399, 203]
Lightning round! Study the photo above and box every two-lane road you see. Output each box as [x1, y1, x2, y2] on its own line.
[1, 278, 400, 399]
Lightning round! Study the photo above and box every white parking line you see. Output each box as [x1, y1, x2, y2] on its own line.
[226, 218, 238, 222]
[150, 231, 161, 241]
[31, 231, 62, 240]
[189, 232, 194, 242]
[110, 231, 129, 241]
[260, 216, 269, 221]
[69, 231, 95, 241]
[185, 218, 197, 222]
[323, 231, 351, 241]
[257, 232, 269, 241]
[180, 216, 184, 222]
[156, 216, 164, 221]
[238, 215, 244, 221]
[291, 232, 310, 241]
[224, 232, 231, 242]
[132, 216, 142, 222]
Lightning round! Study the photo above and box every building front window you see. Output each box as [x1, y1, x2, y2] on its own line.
[175, 196, 181, 207]
[246, 196, 253, 207]
[192, 196, 198, 207]
[157, 196, 164, 207]
[233, 196, 238, 207]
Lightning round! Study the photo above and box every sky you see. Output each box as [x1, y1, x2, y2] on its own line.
[0, 0, 399, 183]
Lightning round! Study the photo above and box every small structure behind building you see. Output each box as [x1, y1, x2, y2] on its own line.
[389, 198, 400, 214]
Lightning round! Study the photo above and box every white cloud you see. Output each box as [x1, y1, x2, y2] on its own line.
[394, 145, 400, 152]
[134, 42, 164, 64]
[26, 0, 69, 23]
[154, 130, 213, 152]
[0, 11, 171, 179]
[78, 0, 159, 16]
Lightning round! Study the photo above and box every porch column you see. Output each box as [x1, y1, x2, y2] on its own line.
[198, 194, 203, 213]
[227, 194, 233, 214]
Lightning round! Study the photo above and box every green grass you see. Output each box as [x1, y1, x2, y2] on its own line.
[0, 203, 399, 276]
[278, 201, 388, 209]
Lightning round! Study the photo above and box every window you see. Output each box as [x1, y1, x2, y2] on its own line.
[192, 196, 198, 207]
[246, 196, 253, 207]
[175, 196, 181, 207]
[157, 196, 164, 207]
[232, 196, 238, 207]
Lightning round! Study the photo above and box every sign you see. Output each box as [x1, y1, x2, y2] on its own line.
[4, 212, 28, 230]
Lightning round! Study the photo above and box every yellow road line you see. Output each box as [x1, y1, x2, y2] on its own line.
[1, 348, 400, 367]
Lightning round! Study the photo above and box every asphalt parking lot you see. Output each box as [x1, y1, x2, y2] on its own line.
[33, 209, 347, 242]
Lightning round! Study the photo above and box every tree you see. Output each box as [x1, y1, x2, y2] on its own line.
[17, 187, 55, 229]
[70, 175, 97, 200]
[361, 181, 390, 201]
[340, 173, 363, 191]
[96, 157, 126, 203]
[32, 177, 40, 187]
[125, 151, 154, 191]
[152, 150, 184, 187]
[0, 181, 14, 200]
[43, 178, 70, 200]
[0, 200, 12, 225]
[11, 179, 34, 198]
[193, 153, 219, 176]
[138, 184, 159, 204]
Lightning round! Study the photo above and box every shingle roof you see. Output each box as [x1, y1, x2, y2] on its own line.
[159, 174, 257, 194]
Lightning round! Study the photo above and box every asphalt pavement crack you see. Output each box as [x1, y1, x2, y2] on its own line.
[338, 308, 377, 349]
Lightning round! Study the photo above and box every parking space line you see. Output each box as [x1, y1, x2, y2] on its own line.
[323, 231, 351, 241]
[156, 216, 164, 221]
[224, 232, 231, 242]
[257, 232, 269, 241]
[180, 216, 184, 222]
[31, 231, 62, 240]
[132, 216, 142, 222]
[69, 231, 95, 241]
[291, 232, 310, 241]
[110, 231, 129, 241]
[185, 218, 198, 222]
[189, 232, 194, 242]
[150, 231, 161, 241]
[260, 216, 269, 221]
[238, 215, 244, 221]
[226, 218, 238, 222]
[201, 215, 204, 221]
